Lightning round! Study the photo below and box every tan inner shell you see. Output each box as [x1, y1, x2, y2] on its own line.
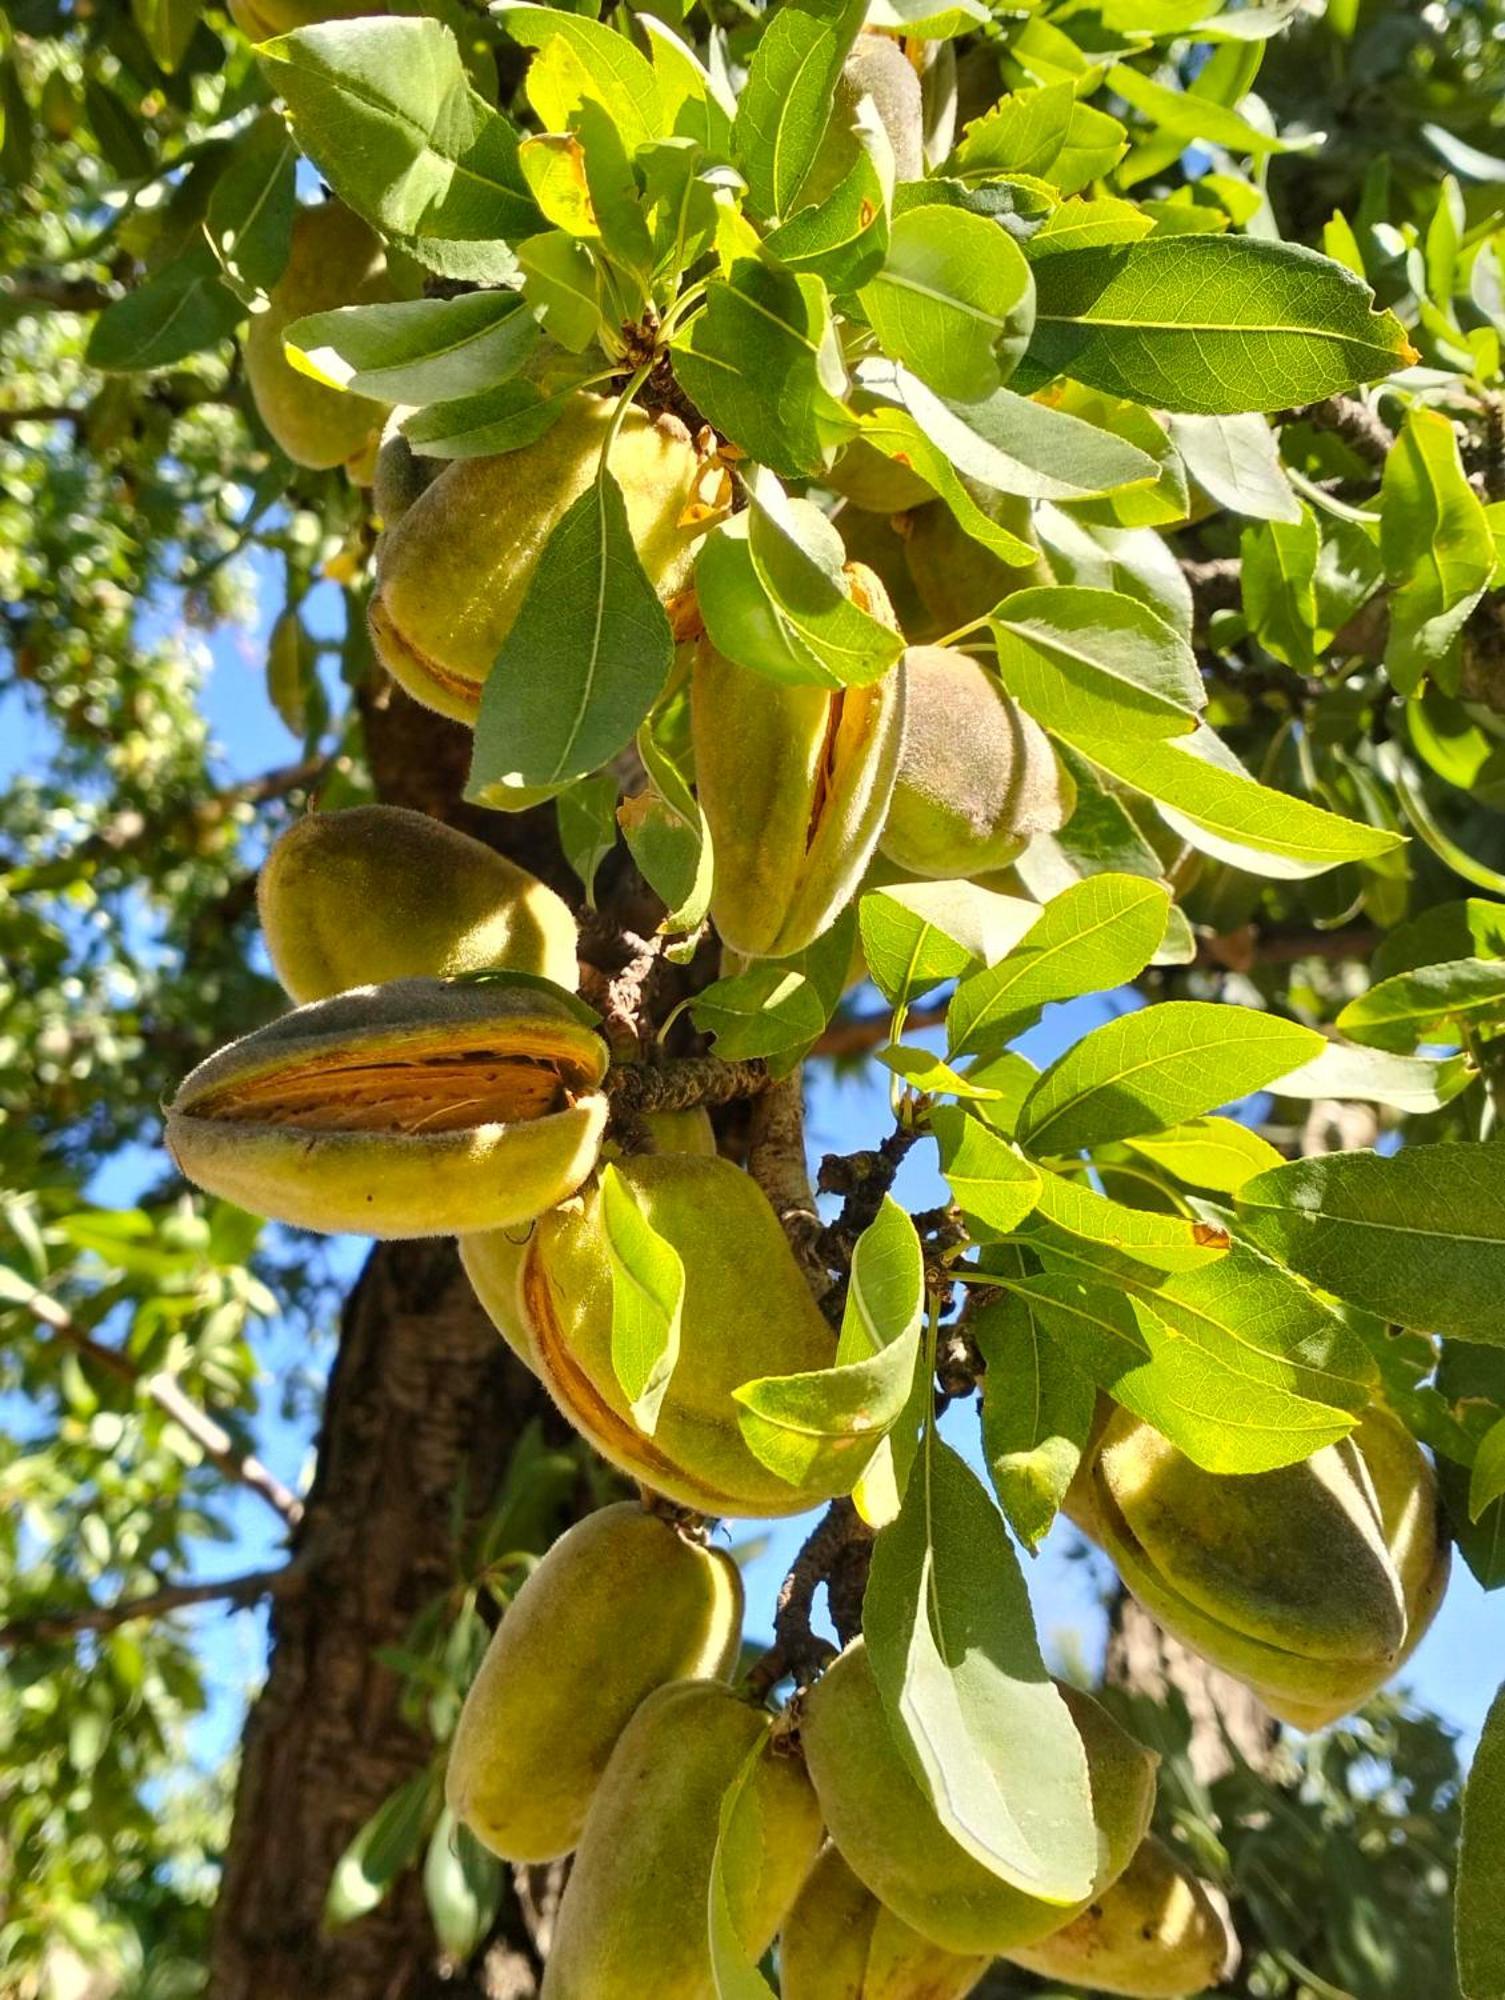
[193, 1049, 571, 1134]
[805, 686, 875, 854]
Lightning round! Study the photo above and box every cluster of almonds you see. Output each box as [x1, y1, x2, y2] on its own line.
[163, 803, 1448, 1998]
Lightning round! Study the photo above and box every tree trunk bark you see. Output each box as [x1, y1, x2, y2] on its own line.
[1103, 1591, 1280, 1783]
[211, 682, 588, 1999]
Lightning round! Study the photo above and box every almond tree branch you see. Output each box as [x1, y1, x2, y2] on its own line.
[745, 1498, 873, 1699]
[0, 1562, 304, 1650]
[1278, 393, 1395, 465]
[18, 1285, 305, 1528]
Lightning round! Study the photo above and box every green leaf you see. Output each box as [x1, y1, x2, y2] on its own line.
[763, 141, 889, 294]
[1028, 238, 1414, 416]
[878, 1046, 1010, 1100]
[672, 259, 849, 480]
[1063, 725, 1405, 880]
[850, 404, 1036, 565]
[1458, 1681, 1505, 2000]
[1008, 1236, 1372, 1470]
[948, 874, 1171, 1060]
[991, 585, 1204, 740]
[86, 247, 240, 372]
[1032, 1168, 1230, 1272]
[1471, 1416, 1505, 1524]
[733, 1198, 923, 1489]
[1168, 411, 1301, 524]
[468, 469, 674, 807]
[863, 1431, 1097, 1899]
[707, 1733, 780, 2000]
[973, 1290, 1096, 1553]
[868, 364, 1158, 503]
[695, 477, 903, 689]
[618, 783, 712, 938]
[858, 881, 1040, 1010]
[1334, 959, 1505, 1054]
[932, 1106, 1041, 1239]
[689, 962, 831, 1062]
[402, 379, 573, 461]
[518, 230, 601, 352]
[952, 82, 1125, 196]
[859, 206, 1035, 401]
[501, 4, 667, 154]
[132, 0, 200, 73]
[203, 112, 296, 305]
[1106, 60, 1319, 158]
[326, 1767, 438, 1926]
[1241, 505, 1321, 669]
[1122, 1116, 1285, 1194]
[283, 292, 539, 407]
[555, 771, 619, 906]
[1271, 1039, 1473, 1116]
[600, 1162, 685, 1434]
[262, 21, 539, 277]
[422, 1811, 504, 1962]
[1373, 897, 1505, 981]
[1381, 406, 1496, 695]
[731, 0, 867, 219]
[1019, 1000, 1323, 1156]
[1238, 1143, 1505, 1345]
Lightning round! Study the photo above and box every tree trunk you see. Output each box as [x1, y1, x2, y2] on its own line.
[211, 683, 587, 1999]
[1103, 1590, 1279, 1783]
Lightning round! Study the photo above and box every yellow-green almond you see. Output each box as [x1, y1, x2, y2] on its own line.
[541, 1680, 822, 2000]
[800, 1640, 1157, 1956]
[1080, 1405, 1444, 1728]
[781, 1845, 991, 2000]
[257, 804, 579, 1002]
[446, 1502, 743, 1862]
[901, 493, 1051, 634]
[1005, 1835, 1238, 1999]
[694, 616, 906, 960]
[880, 646, 1076, 879]
[513, 1153, 850, 1516]
[244, 202, 398, 474]
[165, 977, 608, 1239]
[372, 410, 441, 529]
[804, 32, 924, 208]
[370, 395, 707, 724]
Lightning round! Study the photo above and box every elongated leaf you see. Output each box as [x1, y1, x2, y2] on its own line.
[1028, 237, 1414, 415]
[1373, 898, 1505, 981]
[860, 206, 1034, 401]
[1169, 411, 1301, 524]
[1238, 1144, 1505, 1345]
[991, 586, 1203, 740]
[468, 471, 674, 806]
[326, 1767, 438, 1926]
[600, 1163, 684, 1433]
[734, 1198, 923, 1488]
[732, 0, 867, 219]
[672, 260, 849, 479]
[1019, 1000, 1323, 1155]
[859, 881, 1040, 1010]
[1064, 725, 1405, 879]
[86, 247, 240, 372]
[1241, 506, 1321, 669]
[402, 380, 572, 460]
[262, 21, 539, 276]
[1381, 406, 1496, 694]
[1003, 1261, 1362, 1472]
[708, 1735, 780, 2000]
[1270, 1039, 1473, 1116]
[1032, 1168, 1229, 1272]
[1472, 1416, 1505, 1525]
[932, 1107, 1041, 1239]
[864, 1432, 1097, 1899]
[1106, 61, 1318, 158]
[949, 875, 1171, 1060]
[1335, 958, 1505, 1053]
[501, 4, 666, 154]
[764, 138, 889, 294]
[875, 365, 1158, 503]
[1458, 1682, 1505, 2000]
[695, 480, 902, 689]
[851, 404, 1036, 565]
[204, 112, 296, 304]
[1123, 1116, 1285, 1194]
[973, 1290, 1096, 1552]
[285, 292, 539, 407]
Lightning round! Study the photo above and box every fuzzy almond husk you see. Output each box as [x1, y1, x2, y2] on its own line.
[800, 1640, 1157, 1956]
[446, 1502, 743, 1862]
[780, 1845, 991, 2000]
[541, 1680, 822, 2000]
[1075, 1405, 1447, 1728]
[369, 395, 707, 724]
[258, 804, 579, 1001]
[1005, 1835, 1239, 1998]
[244, 202, 398, 473]
[165, 977, 608, 1238]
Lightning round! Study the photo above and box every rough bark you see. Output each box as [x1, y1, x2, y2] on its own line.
[1103, 1591, 1280, 1783]
[211, 682, 583, 2000]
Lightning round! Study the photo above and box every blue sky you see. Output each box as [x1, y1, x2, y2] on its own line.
[8, 560, 1504, 1791]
